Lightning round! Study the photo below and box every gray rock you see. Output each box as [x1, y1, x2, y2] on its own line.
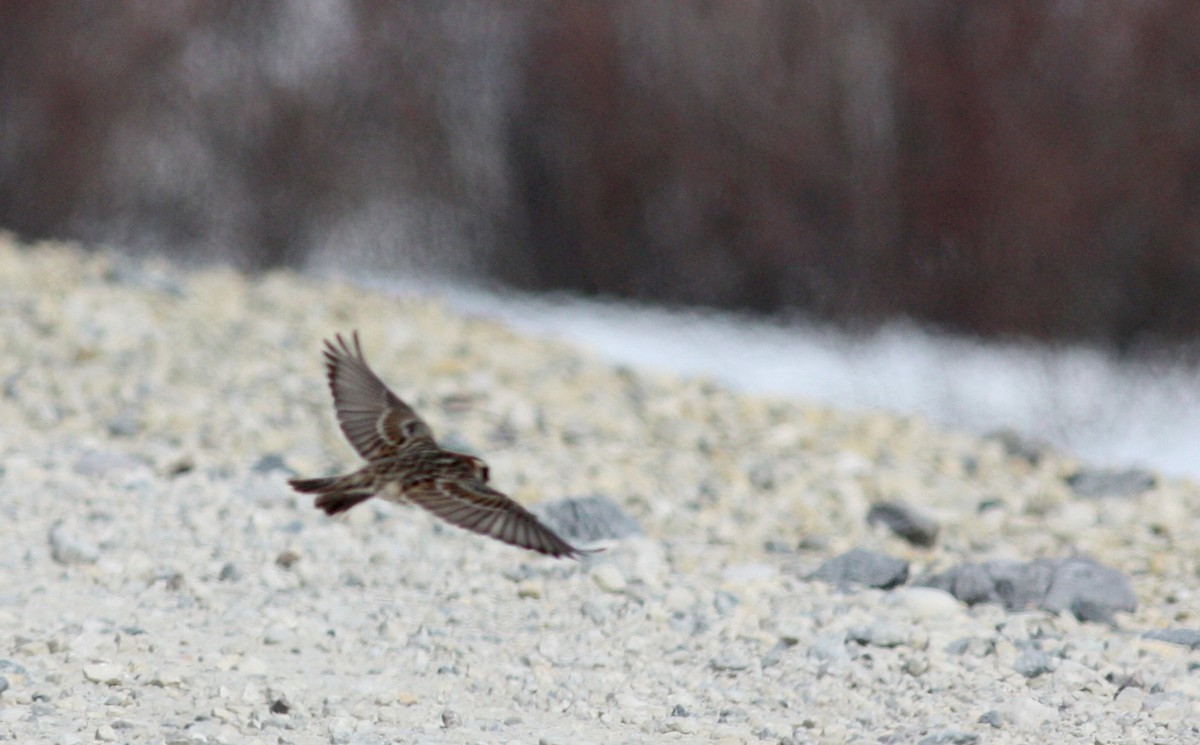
[1013, 646, 1055, 678]
[1066, 467, 1157, 498]
[935, 563, 998, 606]
[920, 556, 1135, 623]
[811, 548, 909, 589]
[989, 559, 1057, 612]
[534, 495, 642, 543]
[1144, 628, 1200, 649]
[252, 453, 292, 475]
[866, 501, 939, 547]
[1042, 556, 1136, 622]
[268, 688, 292, 714]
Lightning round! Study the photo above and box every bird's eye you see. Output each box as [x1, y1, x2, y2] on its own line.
[478, 464, 489, 481]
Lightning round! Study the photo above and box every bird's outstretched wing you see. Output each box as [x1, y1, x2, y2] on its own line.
[323, 331, 436, 459]
[406, 478, 589, 559]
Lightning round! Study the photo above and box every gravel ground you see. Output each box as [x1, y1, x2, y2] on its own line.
[2, 236, 1200, 744]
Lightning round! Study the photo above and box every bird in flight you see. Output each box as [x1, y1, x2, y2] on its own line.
[289, 332, 590, 559]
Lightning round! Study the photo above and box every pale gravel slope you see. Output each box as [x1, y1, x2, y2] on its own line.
[1, 237, 1199, 744]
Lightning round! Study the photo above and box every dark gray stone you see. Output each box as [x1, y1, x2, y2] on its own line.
[990, 559, 1057, 612]
[1042, 556, 1136, 622]
[1066, 467, 1157, 498]
[252, 453, 292, 475]
[920, 556, 1136, 623]
[943, 563, 998, 606]
[533, 495, 641, 543]
[1144, 628, 1200, 649]
[811, 548, 909, 589]
[867, 501, 939, 547]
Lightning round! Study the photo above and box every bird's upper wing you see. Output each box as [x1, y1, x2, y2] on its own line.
[323, 331, 436, 460]
[406, 478, 587, 558]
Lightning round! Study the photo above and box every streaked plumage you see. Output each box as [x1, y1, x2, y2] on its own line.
[289, 332, 588, 559]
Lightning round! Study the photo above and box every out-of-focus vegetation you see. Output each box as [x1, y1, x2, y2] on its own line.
[2, 2, 1198, 346]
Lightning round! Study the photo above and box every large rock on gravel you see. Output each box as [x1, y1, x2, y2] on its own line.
[921, 556, 1136, 623]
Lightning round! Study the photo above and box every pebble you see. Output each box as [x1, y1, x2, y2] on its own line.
[82, 664, 121, 685]
[808, 632, 850, 664]
[811, 548, 909, 589]
[891, 587, 962, 620]
[1144, 628, 1200, 649]
[866, 501, 940, 547]
[1042, 556, 1137, 622]
[590, 564, 626, 594]
[903, 655, 930, 676]
[48, 523, 99, 565]
[1, 239, 1199, 745]
[516, 579, 543, 599]
[1013, 646, 1055, 678]
[848, 621, 908, 648]
[663, 586, 695, 613]
[150, 669, 183, 688]
[1066, 467, 1157, 498]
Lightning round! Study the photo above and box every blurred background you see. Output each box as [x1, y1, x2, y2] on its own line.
[4, 1, 1200, 472]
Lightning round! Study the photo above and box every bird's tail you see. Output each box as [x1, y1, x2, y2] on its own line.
[288, 472, 375, 515]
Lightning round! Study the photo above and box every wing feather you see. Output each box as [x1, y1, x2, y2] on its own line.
[406, 479, 584, 558]
[322, 332, 436, 459]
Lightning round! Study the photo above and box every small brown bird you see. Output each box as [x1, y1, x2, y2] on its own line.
[289, 331, 589, 559]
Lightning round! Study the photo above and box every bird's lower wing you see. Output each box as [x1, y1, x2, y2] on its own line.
[406, 479, 587, 559]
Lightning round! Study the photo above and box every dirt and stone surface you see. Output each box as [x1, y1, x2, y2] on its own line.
[2, 236, 1199, 744]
